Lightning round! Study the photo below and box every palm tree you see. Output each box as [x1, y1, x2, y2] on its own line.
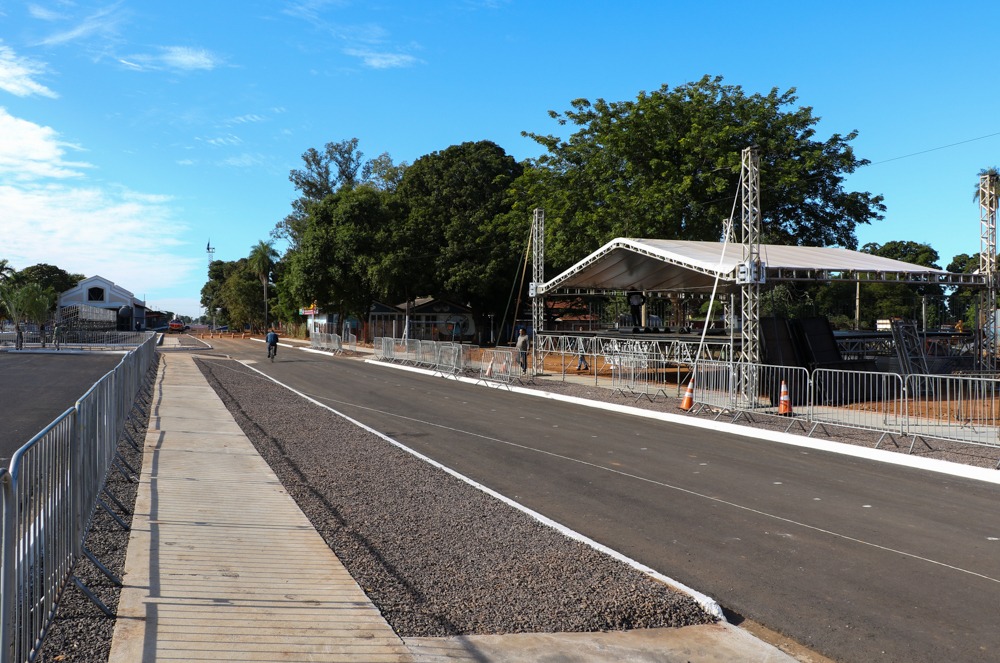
[0, 259, 15, 283]
[0, 282, 55, 349]
[974, 167, 1000, 208]
[247, 240, 278, 331]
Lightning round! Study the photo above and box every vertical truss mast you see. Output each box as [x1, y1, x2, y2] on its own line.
[736, 147, 763, 405]
[979, 174, 998, 371]
[531, 208, 545, 344]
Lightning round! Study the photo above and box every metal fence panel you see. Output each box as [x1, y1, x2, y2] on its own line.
[1, 469, 10, 663]
[480, 349, 516, 384]
[6, 410, 77, 663]
[437, 343, 461, 375]
[905, 373, 1000, 447]
[693, 360, 735, 411]
[0, 333, 155, 663]
[810, 368, 905, 436]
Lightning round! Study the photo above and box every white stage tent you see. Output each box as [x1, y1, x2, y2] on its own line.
[538, 238, 983, 295]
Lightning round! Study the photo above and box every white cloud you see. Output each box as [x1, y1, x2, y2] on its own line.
[160, 46, 220, 71]
[0, 44, 58, 98]
[343, 48, 418, 69]
[124, 46, 224, 73]
[28, 4, 65, 21]
[0, 181, 197, 296]
[226, 113, 266, 125]
[282, 0, 350, 24]
[37, 3, 124, 47]
[0, 107, 199, 312]
[202, 134, 243, 147]
[0, 107, 88, 180]
[219, 153, 266, 168]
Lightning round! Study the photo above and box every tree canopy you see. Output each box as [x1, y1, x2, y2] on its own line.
[518, 75, 886, 271]
[280, 185, 393, 324]
[389, 140, 524, 312]
[11, 263, 84, 294]
[237, 78, 909, 336]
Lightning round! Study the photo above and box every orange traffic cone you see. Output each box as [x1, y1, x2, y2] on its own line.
[485, 357, 494, 377]
[679, 378, 695, 411]
[778, 380, 793, 416]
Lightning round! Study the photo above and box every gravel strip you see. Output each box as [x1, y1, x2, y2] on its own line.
[194, 356, 717, 636]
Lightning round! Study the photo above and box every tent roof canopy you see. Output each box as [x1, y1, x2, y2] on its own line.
[539, 238, 983, 295]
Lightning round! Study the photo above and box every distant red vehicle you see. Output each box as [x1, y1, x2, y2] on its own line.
[167, 319, 185, 333]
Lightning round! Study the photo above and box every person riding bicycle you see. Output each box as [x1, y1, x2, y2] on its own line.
[265, 329, 279, 359]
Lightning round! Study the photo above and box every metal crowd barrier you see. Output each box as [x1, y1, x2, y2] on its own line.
[0, 334, 156, 663]
[370, 332, 1000, 456]
[480, 349, 517, 384]
[372, 336, 387, 360]
[809, 368, 906, 438]
[341, 324, 357, 353]
[693, 361, 810, 420]
[904, 373, 1000, 449]
[310, 332, 343, 353]
[534, 333, 715, 398]
[373, 338, 481, 377]
[1, 330, 149, 349]
[691, 362, 974, 447]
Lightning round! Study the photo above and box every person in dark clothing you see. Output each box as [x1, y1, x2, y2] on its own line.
[515, 328, 530, 374]
[265, 329, 279, 360]
[628, 291, 646, 327]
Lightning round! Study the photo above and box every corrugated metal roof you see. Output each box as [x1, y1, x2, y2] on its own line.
[540, 238, 979, 294]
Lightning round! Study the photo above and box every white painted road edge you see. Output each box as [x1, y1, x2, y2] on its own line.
[234, 354, 728, 621]
[361, 359, 1000, 487]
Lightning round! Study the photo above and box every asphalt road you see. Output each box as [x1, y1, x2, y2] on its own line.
[209, 338, 1000, 663]
[0, 352, 126, 463]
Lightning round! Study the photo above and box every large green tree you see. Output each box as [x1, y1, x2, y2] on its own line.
[274, 138, 406, 249]
[12, 263, 84, 294]
[219, 259, 261, 331]
[388, 140, 524, 314]
[200, 259, 245, 327]
[280, 186, 392, 324]
[517, 75, 885, 271]
[862, 241, 942, 326]
[946, 252, 979, 326]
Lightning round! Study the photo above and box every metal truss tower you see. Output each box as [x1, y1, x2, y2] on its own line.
[979, 174, 998, 371]
[735, 147, 763, 404]
[531, 208, 545, 339]
[738, 147, 762, 364]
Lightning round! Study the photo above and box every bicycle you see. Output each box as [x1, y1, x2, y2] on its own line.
[267, 344, 276, 362]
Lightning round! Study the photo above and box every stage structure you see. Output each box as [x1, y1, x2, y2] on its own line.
[535, 148, 988, 367]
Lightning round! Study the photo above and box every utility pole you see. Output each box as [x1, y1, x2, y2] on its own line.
[207, 240, 216, 329]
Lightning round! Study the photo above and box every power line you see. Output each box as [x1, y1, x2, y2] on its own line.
[870, 131, 1000, 166]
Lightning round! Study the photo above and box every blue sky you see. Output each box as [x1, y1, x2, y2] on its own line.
[2, 1, 999, 318]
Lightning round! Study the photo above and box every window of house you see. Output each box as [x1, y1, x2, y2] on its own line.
[87, 287, 105, 302]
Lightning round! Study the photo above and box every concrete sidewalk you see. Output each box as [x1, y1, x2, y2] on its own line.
[109, 353, 412, 662]
[108, 350, 797, 662]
